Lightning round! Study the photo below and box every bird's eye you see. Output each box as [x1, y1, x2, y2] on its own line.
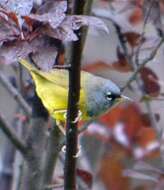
[106, 92, 113, 101]
[106, 92, 120, 101]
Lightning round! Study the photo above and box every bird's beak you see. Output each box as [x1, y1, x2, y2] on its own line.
[120, 95, 133, 102]
[114, 95, 132, 107]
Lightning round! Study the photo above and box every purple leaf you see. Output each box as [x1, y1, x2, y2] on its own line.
[0, 36, 58, 69]
[37, 0, 67, 14]
[65, 15, 109, 33]
[27, 1, 67, 29]
[41, 25, 78, 41]
[0, 41, 35, 65]
[31, 41, 58, 71]
[0, 0, 34, 16]
[0, 15, 20, 45]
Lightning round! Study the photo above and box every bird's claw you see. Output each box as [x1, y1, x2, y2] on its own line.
[61, 145, 81, 158]
[64, 110, 82, 123]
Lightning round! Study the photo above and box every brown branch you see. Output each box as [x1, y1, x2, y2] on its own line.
[0, 71, 32, 116]
[64, 0, 86, 189]
[0, 112, 27, 155]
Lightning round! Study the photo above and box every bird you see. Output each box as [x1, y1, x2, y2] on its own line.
[19, 59, 129, 132]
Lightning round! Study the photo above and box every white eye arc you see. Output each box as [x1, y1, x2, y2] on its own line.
[106, 92, 113, 101]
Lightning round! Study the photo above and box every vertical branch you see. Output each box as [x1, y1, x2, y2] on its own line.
[19, 94, 49, 190]
[43, 123, 62, 188]
[19, 118, 48, 190]
[64, 0, 85, 189]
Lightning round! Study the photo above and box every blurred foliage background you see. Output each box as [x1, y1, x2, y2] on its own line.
[0, 0, 164, 190]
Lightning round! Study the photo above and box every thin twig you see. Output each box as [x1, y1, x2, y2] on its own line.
[53, 64, 71, 70]
[135, 0, 156, 65]
[113, 22, 135, 71]
[112, 22, 143, 90]
[0, 112, 27, 155]
[0, 71, 32, 116]
[121, 37, 164, 92]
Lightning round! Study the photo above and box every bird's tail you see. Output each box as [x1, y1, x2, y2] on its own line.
[19, 59, 49, 83]
[19, 59, 37, 72]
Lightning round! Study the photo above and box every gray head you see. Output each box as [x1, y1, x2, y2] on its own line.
[85, 75, 124, 118]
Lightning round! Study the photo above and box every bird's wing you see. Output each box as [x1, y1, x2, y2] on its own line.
[19, 58, 92, 89]
[35, 78, 68, 112]
[38, 69, 92, 89]
[19, 59, 69, 88]
[38, 69, 69, 88]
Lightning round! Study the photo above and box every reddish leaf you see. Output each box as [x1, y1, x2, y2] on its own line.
[23, 15, 34, 30]
[136, 127, 157, 147]
[99, 154, 130, 190]
[82, 61, 112, 73]
[140, 67, 160, 97]
[8, 12, 19, 26]
[141, 113, 160, 127]
[111, 60, 133, 73]
[76, 169, 93, 188]
[118, 104, 144, 140]
[124, 32, 144, 47]
[100, 104, 141, 147]
[57, 52, 65, 65]
[129, 7, 143, 24]
[100, 105, 124, 128]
